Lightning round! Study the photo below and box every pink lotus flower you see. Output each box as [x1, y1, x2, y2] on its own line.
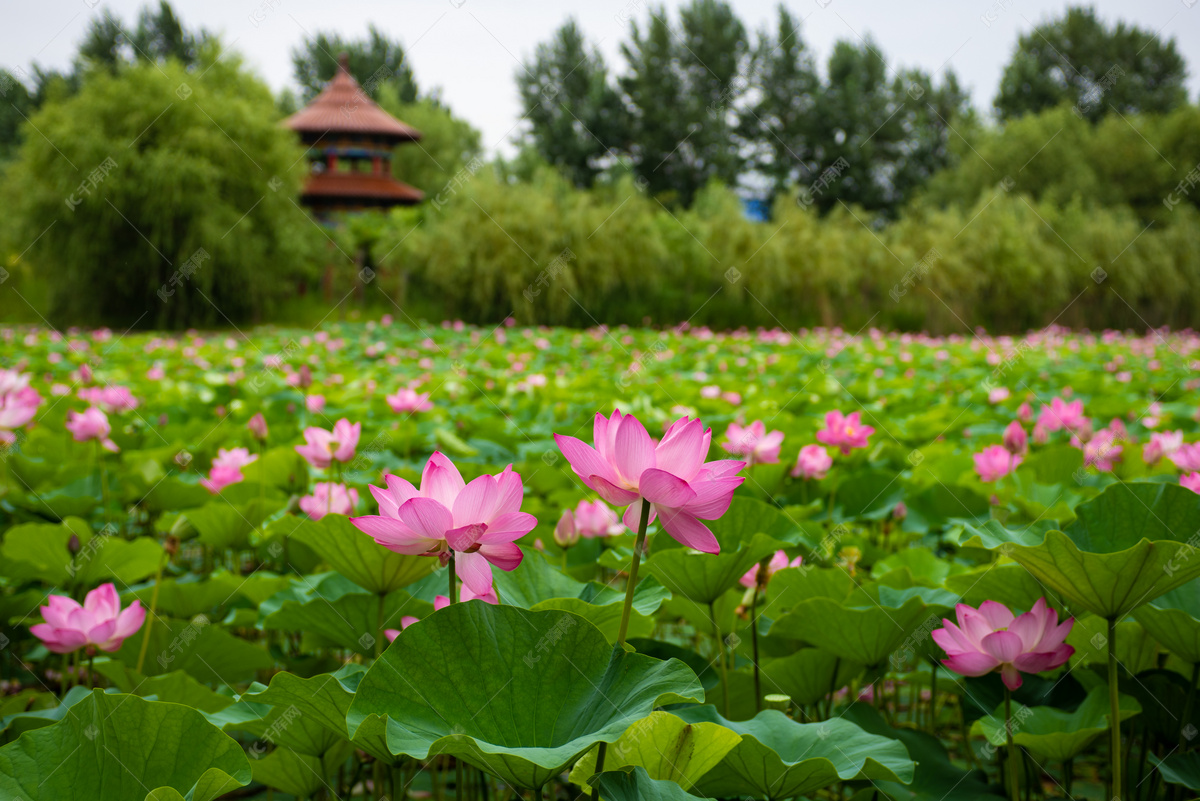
[305, 394, 326, 413]
[1037, 397, 1086, 433]
[815, 410, 874, 454]
[574, 499, 623, 538]
[1182, 473, 1200, 494]
[387, 388, 433, 414]
[295, 419, 361, 469]
[1076, 428, 1123, 472]
[30, 583, 145, 654]
[722, 420, 784, 465]
[77, 385, 139, 413]
[300, 482, 360, 520]
[933, 599, 1074, 690]
[66, 407, 118, 452]
[0, 369, 42, 436]
[247, 413, 269, 442]
[791, 444, 833, 480]
[974, 444, 1022, 482]
[554, 411, 745, 554]
[739, 550, 802, 589]
[1017, 402, 1033, 422]
[350, 452, 535, 595]
[987, 387, 1010, 404]
[1143, 430, 1182, 465]
[1168, 442, 1200, 472]
[1002, 421, 1027, 455]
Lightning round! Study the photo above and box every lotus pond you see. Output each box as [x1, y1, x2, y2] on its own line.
[1, 320, 1199, 801]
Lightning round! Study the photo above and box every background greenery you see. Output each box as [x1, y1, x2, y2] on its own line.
[0, 1, 1196, 331]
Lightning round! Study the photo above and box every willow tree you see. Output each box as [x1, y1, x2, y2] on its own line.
[5, 47, 319, 328]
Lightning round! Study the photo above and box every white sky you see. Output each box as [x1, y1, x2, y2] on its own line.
[5, 0, 1198, 155]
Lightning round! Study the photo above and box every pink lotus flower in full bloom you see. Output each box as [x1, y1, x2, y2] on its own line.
[66, 407, 118, 452]
[200, 447, 258, 493]
[247, 412, 269, 442]
[1181, 473, 1200, 494]
[386, 388, 433, 414]
[554, 411, 746, 554]
[933, 599, 1074, 690]
[30, 583, 145, 654]
[722, 420, 784, 466]
[300, 482, 360, 520]
[295, 419, 361, 469]
[1168, 442, 1200, 472]
[791, 444, 833, 480]
[974, 444, 1022, 482]
[815, 410, 875, 455]
[350, 452, 535, 595]
[739, 549, 802, 589]
[1002, 421, 1028, 455]
[0, 369, 42, 442]
[1037, 397, 1086, 433]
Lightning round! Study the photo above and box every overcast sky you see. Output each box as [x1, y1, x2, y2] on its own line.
[6, 0, 1198, 154]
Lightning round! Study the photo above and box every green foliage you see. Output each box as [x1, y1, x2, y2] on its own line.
[291, 23, 417, 103]
[376, 88, 483, 195]
[3, 52, 321, 328]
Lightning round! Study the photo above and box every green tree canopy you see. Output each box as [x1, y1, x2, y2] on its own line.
[4, 49, 319, 328]
[376, 87, 483, 197]
[291, 24, 417, 103]
[995, 5, 1187, 122]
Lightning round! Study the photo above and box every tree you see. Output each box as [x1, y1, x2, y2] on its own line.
[516, 19, 627, 188]
[620, 0, 748, 206]
[4, 48, 320, 328]
[376, 87, 483, 196]
[0, 70, 35, 163]
[292, 25, 417, 103]
[995, 6, 1187, 122]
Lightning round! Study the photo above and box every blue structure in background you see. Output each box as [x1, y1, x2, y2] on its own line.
[741, 197, 770, 222]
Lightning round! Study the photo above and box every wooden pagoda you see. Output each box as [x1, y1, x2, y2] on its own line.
[284, 54, 423, 216]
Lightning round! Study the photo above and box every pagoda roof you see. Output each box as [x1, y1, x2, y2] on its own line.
[285, 55, 422, 143]
[300, 172, 424, 206]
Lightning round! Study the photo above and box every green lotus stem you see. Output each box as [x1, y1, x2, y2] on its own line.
[376, 592, 386, 659]
[449, 554, 458, 604]
[1181, 661, 1199, 748]
[751, 557, 769, 713]
[591, 500, 652, 801]
[86, 651, 94, 689]
[1005, 687, 1019, 801]
[96, 440, 111, 527]
[456, 760, 464, 801]
[711, 600, 730, 718]
[1062, 758, 1072, 798]
[1108, 616, 1122, 800]
[135, 547, 169, 674]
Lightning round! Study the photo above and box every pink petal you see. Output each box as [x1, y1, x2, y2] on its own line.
[422, 452, 466, 508]
[477, 541, 524, 572]
[350, 515, 442, 554]
[638, 468, 698, 507]
[657, 509, 719, 553]
[112, 602, 145, 640]
[1000, 664, 1023, 690]
[83, 583, 120, 620]
[454, 551, 495, 596]
[654, 418, 706, 481]
[396, 497, 453, 540]
[977, 600, 1015, 629]
[478, 512, 537, 543]
[452, 474, 500, 527]
[555, 435, 618, 487]
[42, 595, 81, 628]
[492, 467, 524, 515]
[932, 623, 970, 656]
[942, 651, 1001, 676]
[1008, 606, 1049, 652]
[981, 630, 1025, 663]
[681, 475, 744, 519]
[613, 414, 655, 485]
[588, 474, 641, 507]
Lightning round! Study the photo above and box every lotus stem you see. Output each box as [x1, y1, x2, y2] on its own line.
[135, 547, 169, 674]
[1108, 616, 1122, 800]
[1005, 687, 1019, 801]
[96, 440, 110, 527]
[1181, 661, 1199, 748]
[711, 600, 730, 717]
[751, 557, 768, 713]
[591, 499, 653, 801]
[449, 554, 458, 604]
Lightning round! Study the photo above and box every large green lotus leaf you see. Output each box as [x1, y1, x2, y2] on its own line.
[766, 565, 858, 610]
[676, 705, 914, 800]
[1066, 615, 1160, 674]
[0, 518, 161, 587]
[568, 711, 741, 792]
[872, 547, 969, 587]
[841, 703, 1004, 800]
[768, 593, 946, 667]
[645, 497, 795, 604]
[943, 563, 1071, 618]
[235, 664, 392, 762]
[494, 550, 669, 616]
[0, 686, 92, 740]
[261, 573, 433, 655]
[1132, 584, 1200, 663]
[183, 500, 270, 551]
[531, 596, 654, 643]
[290, 513, 434, 593]
[347, 602, 703, 789]
[962, 483, 1200, 618]
[124, 571, 251, 619]
[1152, 751, 1200, 792]
[592, 766, 706, 801]
[113, 617, 272, 683]
[93, 664, 234, 713]
[249, 741, 353, 798]
[760, 648, 865, 707]
[0, 690, 250, 801]
[971, 685, 1140, 762]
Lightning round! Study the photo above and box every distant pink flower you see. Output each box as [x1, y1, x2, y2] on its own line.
[300, 482, 360, 520]
[974, 444, 1022, 482]
[816, 410, 874, 454]
[305, 394, 326, 413]
[350, 452, 534, 595]
[791, 444, 833, 480]
[247, 413, 269, 442]
[200, 447, 258, 493]
[573, 499, 623, 538]
[1182, 473, 1200, 494]
[0, 369, 42, 436]
[1075, 429, 1122, 472]
[1038, 397, 1086, 433]
[722, 420, 784, 465]
[700, 385, 721, 399]
[387, 388, 433, 414]
[739, 550, 802, 589]
[554, 411, 745, 553]
[1143, 430, 1182, 465]
[1002, 421, 1027, 455]
[30, 583, 145, 654]
[988, 387, 1010, 404]
[1168, 442, 1200, 472]
[933, 599, 1074, 690]
[892, 501, 907, 520]
[77, 385, 139, 413]
[295, 419, 361, 469]
[1017, 402, 1034, 422]
[721, 391, 742, 405]
[66, 407, 118, 452]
